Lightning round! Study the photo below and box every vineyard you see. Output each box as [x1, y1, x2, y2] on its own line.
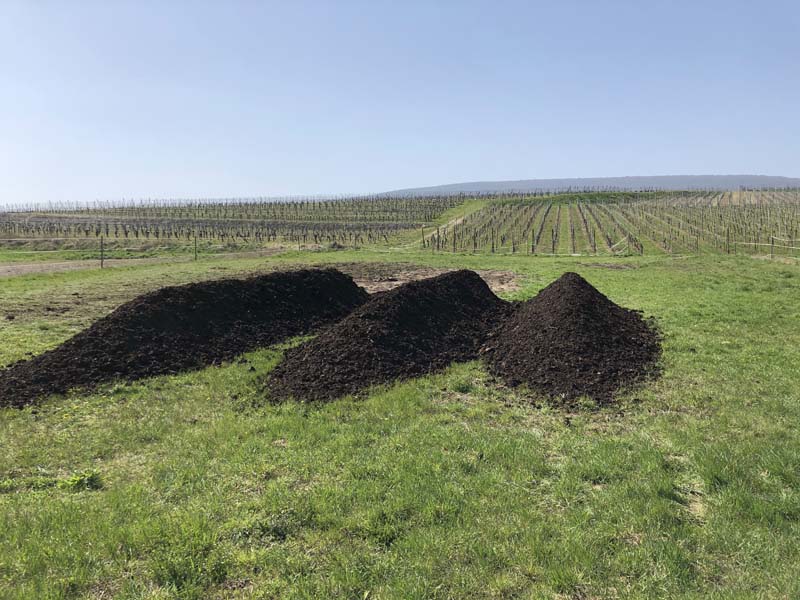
[424, 190, 800, 257]
[0, 196, 462, 248]
[2, 190, 800, 257]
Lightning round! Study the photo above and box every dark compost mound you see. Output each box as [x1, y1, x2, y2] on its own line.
[268, 270, 511, 401]
[0, 269, 368, 408]
[481, 272, 660, 402]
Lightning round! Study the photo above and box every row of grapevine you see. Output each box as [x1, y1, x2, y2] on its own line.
[0, 195, 463, 247]
[425, 190, 800, 256]
[3, 189, 799, 255]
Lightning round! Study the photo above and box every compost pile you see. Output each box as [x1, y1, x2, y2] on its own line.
[482, 272, 660, 402]
[0, 269, 368, 408]
[268, 270, 511, 401]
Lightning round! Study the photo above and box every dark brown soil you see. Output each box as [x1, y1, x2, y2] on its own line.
[0, 269, 368, 408]
[324, 262, 520, 294]
[267, 270, 512, 401]
[481, 272, 660, 402]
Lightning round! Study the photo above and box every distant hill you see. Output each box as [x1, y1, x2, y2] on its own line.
[384, 175, 800, 196]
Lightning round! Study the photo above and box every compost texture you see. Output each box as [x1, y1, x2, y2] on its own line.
[482, 272, 660, 402]
[268, 270, 512, 401]
[0, 269, 368, 408]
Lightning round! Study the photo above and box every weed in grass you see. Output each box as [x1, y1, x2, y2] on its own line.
[57, 470, 103, 492]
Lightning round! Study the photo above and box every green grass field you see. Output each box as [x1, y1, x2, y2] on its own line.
[1, 249, 799, 598]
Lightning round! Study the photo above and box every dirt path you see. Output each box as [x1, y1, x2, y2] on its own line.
[0, 257, 177, 277]
[0, 248, 288, 278]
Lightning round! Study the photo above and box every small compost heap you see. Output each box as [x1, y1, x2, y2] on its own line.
[267, 270, 512, 401]
[481, 272, 661, 402]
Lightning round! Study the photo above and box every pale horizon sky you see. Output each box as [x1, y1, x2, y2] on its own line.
[1, 1, 799, 206]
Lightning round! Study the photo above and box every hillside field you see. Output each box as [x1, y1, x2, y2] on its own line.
[1, 246, 798, 599]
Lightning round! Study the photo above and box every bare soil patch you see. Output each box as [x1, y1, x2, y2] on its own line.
[326, 262, 520, 294]
[581, 262, 639, 270]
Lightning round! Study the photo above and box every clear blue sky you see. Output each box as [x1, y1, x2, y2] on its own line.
[1, 1, 798, 205]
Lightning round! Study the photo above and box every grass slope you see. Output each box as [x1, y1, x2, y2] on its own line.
[1, 251, 799, 598]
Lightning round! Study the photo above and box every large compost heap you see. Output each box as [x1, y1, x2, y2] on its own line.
[0, 269, 368, 408]
[2, 267, 662, 409]
[481, 272, 661, 402]
[267, 270, 512, 401]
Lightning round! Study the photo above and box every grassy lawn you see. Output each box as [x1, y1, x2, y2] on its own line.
[1, 250, 799, 598]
